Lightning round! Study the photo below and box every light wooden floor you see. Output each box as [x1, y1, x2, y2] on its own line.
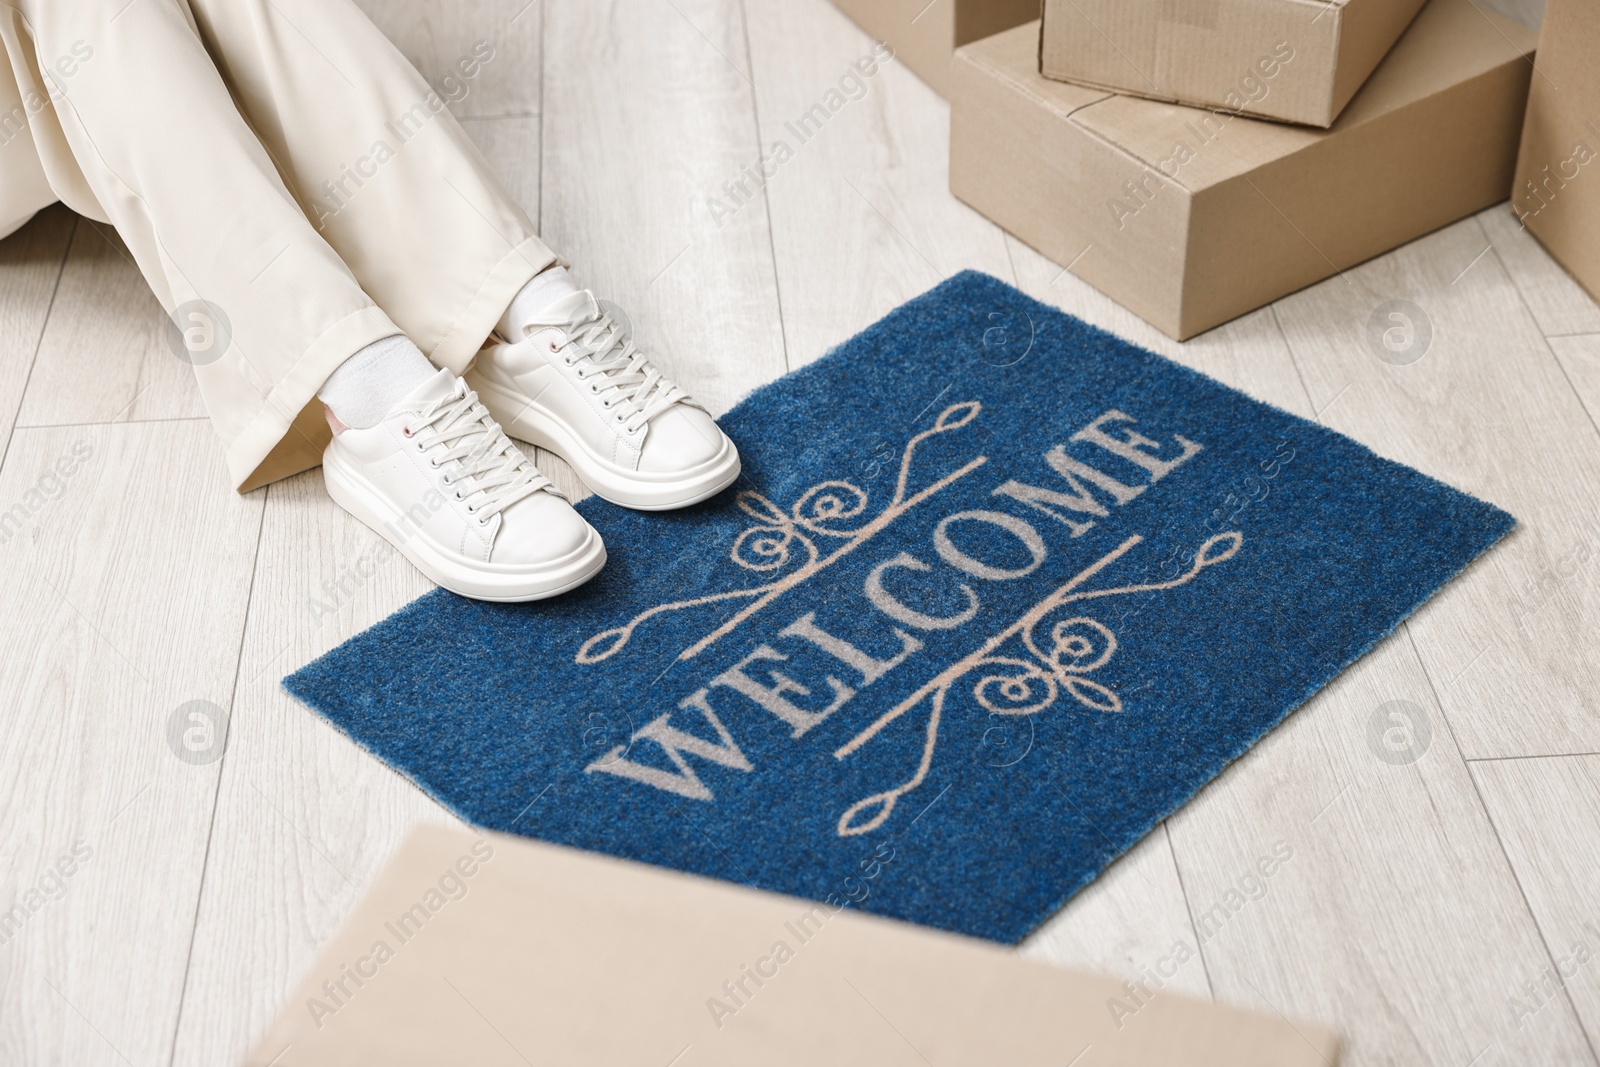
[2, 1, 1597, 1064]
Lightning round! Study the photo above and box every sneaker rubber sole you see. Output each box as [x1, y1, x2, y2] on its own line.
[323, 449, 607, 602]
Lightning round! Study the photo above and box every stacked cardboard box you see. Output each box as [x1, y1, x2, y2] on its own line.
[834, 0, 1541, 340]
[950, 0, 1534, 339]
[1511, 0, 1600, 303]
[1038, 0, 1430, 128]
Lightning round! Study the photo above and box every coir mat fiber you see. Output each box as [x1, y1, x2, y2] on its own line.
[285, 272, 1513, 943]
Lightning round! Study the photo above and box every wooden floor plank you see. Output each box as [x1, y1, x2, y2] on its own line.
[1472, 754, 1600, 1055]
[355, 0, 542, 118]
[167, 472, 451, 1067]
[1167, 634, 1595, 1066]
[745, 0, 1013, 368]
[0, 421, 262, 1067]
[1021, 826, 1214, 1003]
[540, 0, 786, 415]
[1274, 214, 1600, 759]
[1549, 335, 1600, 433]
[15, 221, 206, 428]
[1480, 204, 1600, 339]
[0, 206, 74, 456]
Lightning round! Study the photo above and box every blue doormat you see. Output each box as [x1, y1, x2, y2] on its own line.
[286, 272, 1512, 944]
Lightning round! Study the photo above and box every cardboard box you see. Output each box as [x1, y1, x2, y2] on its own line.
[951, 0, 1535, 341]
[1510, 0, 1600, 302]
[831, 0, 1040, 97]
[1039, 0, 1430, 128]
[247, 827, 1341, 1066]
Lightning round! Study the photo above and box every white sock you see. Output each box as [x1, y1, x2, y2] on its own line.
[318, 334, 436, 429]
[497, 266, 579, 340]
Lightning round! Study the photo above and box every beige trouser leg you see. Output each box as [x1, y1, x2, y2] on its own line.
[0, 0, 554, 492]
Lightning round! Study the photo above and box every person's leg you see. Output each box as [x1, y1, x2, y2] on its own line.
[0, 0, 400, 487]
[181, 0, 740, 509]
[0, 0, 603, 600]
[178, 0, 557, 374]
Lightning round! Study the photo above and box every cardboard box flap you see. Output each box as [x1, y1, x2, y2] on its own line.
[963, 18, 1112, 122]
[249, 827, 1341, 1066]
[1333, 0, 1534, 126]
[1065, 0, 1535, 192]
[1333, 0, 1430, 110]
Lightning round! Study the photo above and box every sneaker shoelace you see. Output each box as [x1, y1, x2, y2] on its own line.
[552, 302, 693, 433]
[406, 380, 554, 524]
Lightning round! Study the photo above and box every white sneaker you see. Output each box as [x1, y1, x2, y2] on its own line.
[465, 291, 741, 510]
[322, 368, 606, 602]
